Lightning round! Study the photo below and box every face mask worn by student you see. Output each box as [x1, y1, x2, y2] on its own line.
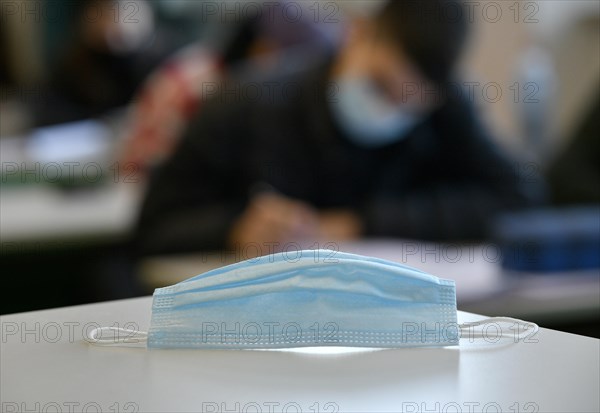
[329, 75, 422, 148]
[88, 250, 537, 349]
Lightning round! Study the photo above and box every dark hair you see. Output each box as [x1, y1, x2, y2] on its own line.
[375, 0, 470, 84]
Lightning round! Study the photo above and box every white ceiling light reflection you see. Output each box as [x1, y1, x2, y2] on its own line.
[254, 346, 384, 355]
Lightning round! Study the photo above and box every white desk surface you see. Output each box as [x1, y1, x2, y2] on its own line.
[1, 297, 598, 413]
[1, 122, 142, 244]
[0, 181, 143, 243]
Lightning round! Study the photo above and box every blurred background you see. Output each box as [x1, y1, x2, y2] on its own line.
[1, 1, 598, 337]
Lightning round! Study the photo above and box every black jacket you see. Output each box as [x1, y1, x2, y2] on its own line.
[136, 58, 543, 256]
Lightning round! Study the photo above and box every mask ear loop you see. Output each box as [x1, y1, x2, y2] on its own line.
[86, 327, 148, 347]
[458, 317, 539, 346]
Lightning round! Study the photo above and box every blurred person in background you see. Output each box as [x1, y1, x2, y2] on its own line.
[118, 0, 339, 173]
[31, 0, 169, 126]
[0, 0, 342, 314]
[133, 0, 545, 256]
[547, 93, 600, 206]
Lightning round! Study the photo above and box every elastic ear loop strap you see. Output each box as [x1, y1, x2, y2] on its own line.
[458, 317, 539, 342]
[87, 327, 148, 346]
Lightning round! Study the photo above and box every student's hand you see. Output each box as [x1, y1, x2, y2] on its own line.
[228, 193, 364, 255]
[317, 210, 364, 242]
[227, 193, 320, 252]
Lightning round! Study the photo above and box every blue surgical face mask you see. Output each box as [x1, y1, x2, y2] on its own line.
[87, 250, 537, 349]
[330, 75, 421, 148]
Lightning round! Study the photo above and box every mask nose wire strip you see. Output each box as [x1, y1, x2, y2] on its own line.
[458, 317, 539, 341]
[87, 327, 148, 346]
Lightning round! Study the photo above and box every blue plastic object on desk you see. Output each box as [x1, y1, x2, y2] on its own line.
[493, 206, 600, 272]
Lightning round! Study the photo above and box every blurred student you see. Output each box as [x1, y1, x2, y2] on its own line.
[136, 0, 544, 256]
[119, 0, 338, 172]
[33, 0, 167, 126]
